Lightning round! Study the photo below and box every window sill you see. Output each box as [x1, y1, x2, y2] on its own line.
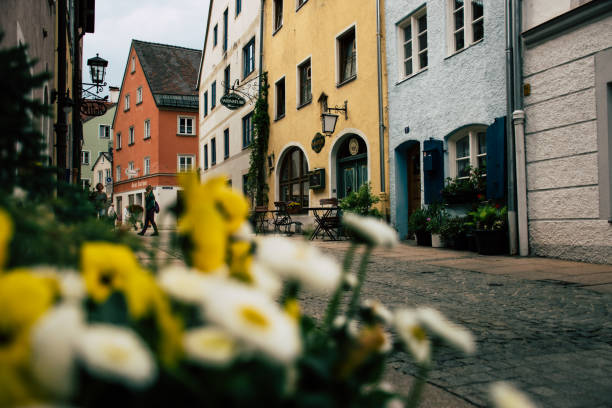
[445, 38, 484, 60]
[395, 67, 428, 86]
[337, 75, 357, 88]
[211, 163, 217, 167]
[274, 113, 285, 122]
[115, 148, 122, 151]
[296, 0, 308, 12]
[143, 136, 151, 140]
[124, 108, 130, 112]
[177, 133, 196, 137]
[136, 101, 142, 106]
[297, 99, 312, 110]
[128, 143, 135, 147]
[272, 25, 283, 36]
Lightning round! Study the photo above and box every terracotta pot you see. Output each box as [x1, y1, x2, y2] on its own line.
[474, 230, 507, 255]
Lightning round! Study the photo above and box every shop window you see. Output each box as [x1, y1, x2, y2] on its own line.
[279, 147, 309, 210]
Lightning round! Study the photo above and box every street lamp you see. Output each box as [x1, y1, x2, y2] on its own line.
[86, 54, 108, 94]
[320, 100, 348, 136]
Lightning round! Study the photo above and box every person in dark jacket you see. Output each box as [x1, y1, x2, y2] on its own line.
[138, 185, 159, 236]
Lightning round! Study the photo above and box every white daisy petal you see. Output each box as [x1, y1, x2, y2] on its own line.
[251, 261, 282, 298]
[394, 309, 431, 364]
[417, 307, 476, 355]
[183, 327, 238, 367]
[158, 265, 225, 304]
[490, 382, 537, 408]
[232, 221, 255, 241]
[30, 303, 84, 398]
[76, 325, 157, 389]
[30, 266, 85, 302]
[342, 213, 399, 248]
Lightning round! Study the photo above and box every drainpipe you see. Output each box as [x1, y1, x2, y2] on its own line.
[505, 0, 518, 255]
[258, 0, 265, 96]
[511, 0, 529, 256]
[376, 0, 386, 193]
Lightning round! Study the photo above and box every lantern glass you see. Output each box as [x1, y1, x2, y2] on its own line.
[321, 112, 339, 135]
[87, 54, 108, 85]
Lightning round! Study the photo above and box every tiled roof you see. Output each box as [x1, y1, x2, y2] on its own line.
[133, 40, 201, 100]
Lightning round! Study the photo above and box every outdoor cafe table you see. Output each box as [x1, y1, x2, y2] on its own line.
[251, 207, 277, 234]
[303, 206, 341, 241]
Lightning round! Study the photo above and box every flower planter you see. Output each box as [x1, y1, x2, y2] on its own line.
[415, 230, 431, 247]
[474, 230, 507, 255]
[431, 233, 444, 248]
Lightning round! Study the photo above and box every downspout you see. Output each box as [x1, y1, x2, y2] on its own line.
[258, 0, 265, 96]
[56, 0, 68, 186]
[376, 0, 386, 193]
[511, 0, 529, 256]
[505, 0, 518, 255]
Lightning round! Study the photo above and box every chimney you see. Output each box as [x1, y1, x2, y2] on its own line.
[108, 86, 120, 103]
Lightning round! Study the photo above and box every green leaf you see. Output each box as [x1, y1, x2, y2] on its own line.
[87, 291, 130, 326]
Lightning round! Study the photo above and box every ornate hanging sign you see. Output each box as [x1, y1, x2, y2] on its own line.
[220, 92, 247, 110]
[80, 100, 108, 116]
[311, 132, 325, 153]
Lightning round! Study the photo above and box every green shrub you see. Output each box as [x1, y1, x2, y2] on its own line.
[339, 182, 381, 217]
[468, 203, 508, 231]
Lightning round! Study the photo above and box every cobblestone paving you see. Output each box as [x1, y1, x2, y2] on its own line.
[300, 247, 612, 408]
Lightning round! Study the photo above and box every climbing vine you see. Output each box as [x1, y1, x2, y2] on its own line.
[246, 72, 270, 206]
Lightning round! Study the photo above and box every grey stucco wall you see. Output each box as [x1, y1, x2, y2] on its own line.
[523, 14, 612, 264]
[384, 0, 508, 237]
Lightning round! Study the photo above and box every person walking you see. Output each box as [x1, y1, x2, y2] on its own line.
[107, 203, 117, 228]
[138, 185, 158, 236]
[93, 183, 108, 219]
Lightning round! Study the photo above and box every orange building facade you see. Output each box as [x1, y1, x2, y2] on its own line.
[112, 40, 201, 227]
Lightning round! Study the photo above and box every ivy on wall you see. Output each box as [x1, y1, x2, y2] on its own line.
[246, 72, 270, 206]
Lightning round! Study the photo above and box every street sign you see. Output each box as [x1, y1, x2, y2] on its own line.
[106, 177, 112, 184]
[220, 92, 246, 110]
[81, 100, 108, 116]
[125, 169, 139, 176]
[311, 132, 325, 153]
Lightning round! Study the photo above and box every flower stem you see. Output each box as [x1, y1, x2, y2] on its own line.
[323, 242, 357, 331]
[346, 245, 372, 319]
[405, 363, 431, 408]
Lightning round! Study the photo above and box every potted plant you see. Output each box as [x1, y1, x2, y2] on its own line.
[441, 167, 486, 216]
[339, 182, 382, 217]
[287, 201, 301, 214]
[440, 216, 469, 250]
[468, 203, 508, 255]
[426, 206, 448, 248]
[408, 207, 431, 246]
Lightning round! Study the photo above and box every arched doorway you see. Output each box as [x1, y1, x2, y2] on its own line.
[278, 146, 309, 209]
[336, 135, 368, 199]
[394, 140, 421, 239]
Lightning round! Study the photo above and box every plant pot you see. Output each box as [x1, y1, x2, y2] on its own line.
[431, 233, 444, 248]
[465, 232, 478, 252]
[287, 206, 301, 215]
[474, 230, 507, 255]
[415, 231, 431, 247]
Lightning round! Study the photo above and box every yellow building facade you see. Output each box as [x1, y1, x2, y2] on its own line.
[263, 0, 389, 216]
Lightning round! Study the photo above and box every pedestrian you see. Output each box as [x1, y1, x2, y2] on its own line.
[138, 185, 159, 236]
[93, 183, 108, 219]
[107, 203, 117, 228]
[122, 205, 132, 230]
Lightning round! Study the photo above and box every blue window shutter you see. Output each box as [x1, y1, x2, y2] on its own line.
[423, 139, 444, 204]
[485, 116, 507, 200]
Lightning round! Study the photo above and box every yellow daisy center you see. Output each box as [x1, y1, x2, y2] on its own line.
[411, 326, 427, 342]
[240, 306, 270, 329]
[200, 335, 233, 352]
[104, 344, 130, 364]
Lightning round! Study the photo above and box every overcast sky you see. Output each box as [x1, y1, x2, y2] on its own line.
[83, 1, 210, 96]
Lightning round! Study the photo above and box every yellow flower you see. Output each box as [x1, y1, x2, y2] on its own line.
[0, 366, 32, 407]
[206, 177, 249, 234]
[190, 208, 227, 273]
[228, 241, 254, 283]
[0, 208, 13, 269]
[152, 292, 184, 366]
[284, 298, 301, 321]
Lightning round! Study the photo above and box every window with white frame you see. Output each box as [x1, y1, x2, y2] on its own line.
[213, 24, 218, 47]
[116, 133, 122, 149]
[243, 37, 255, 78]
[178, 155, 195, 172]
[338, 27, 356, 84]
[448, 0, 483, 54]
[137, 87, 143, 104]
[98, 170, 103, 184]
[144, 157, 150, 175]
[105, 169, 111, 182]
[236, 0, 242, 15]
[144, 119, 151, 139]
[128, 161, 135, 179]
[275, 77, 285, 119]
[398, 7, 428, 79]
[129, 126, 135, 145]
[273, 0, 283, 32]
[448, 126, 487, 178]
[212, 81, 217, 109]
[178, 116, 194, 135]
[224, 65, 231, 95]
[124, 94, 130, 111]
[99, 125, 111, 139]
[131, 56, 135, 73]
[211, 138, 217, 165]
[82, 150, 90, 165]
[298, 58, 312, 106]
[116, 165, 121, 181]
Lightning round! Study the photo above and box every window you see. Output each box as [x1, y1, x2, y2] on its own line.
[399, 7, 428, 79]
[279, 147, 309, 209]
[129, 126, 135, 145]
[204, 144, 209, 170]
[98, 170, 103, 184]
[223, 8, 228, 52]
[137, 87, 143, 104]
[178, 117, 194, 135]
[131, 56, 135, 73]
[178, 155, 195, 173]
[144, 119, 151, 139]
[144, 157, 150, 175]
[275, 78, 285, 119]
[448, 127, 487, 178]
[274, 0, 283, 32]
[224, 65, 231, 95]
[125, 94, 130, 111]
[99, 125, 111, 139]
[82, 150, 90, 165]
[105, 169, 111, 182]
[203, 91, 209, 116]
[448, 0, 483, 54]
[211, 138, 217, 165]
[298, 59, 312, 106]
[211, 81, 217, 108]
[116, 133, 122, 149]
[224, 128, 230, 159]
[243, 37, 255, 78]
[242, 112, 253, 148]
[236, 0, 241, 15]
[128, 161, 135, 179]
[213, 24, 218, 46]
[116, 165, 121, 181]
[338, 27, 356, 84]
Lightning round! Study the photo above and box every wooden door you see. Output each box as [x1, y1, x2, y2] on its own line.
[407, 144, 421, 216]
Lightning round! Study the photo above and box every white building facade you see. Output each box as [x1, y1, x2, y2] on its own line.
[198, 0, 260, 195]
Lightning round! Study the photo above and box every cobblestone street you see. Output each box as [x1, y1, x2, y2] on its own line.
[142, 233, 612, 407]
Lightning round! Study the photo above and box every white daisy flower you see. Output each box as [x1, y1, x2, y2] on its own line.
[362, 299, 394, 325]
[251, 261, 282, 298]
[332, 315, 347, 330]
[417, 307, 476, 355]
[255, 236, 341, 293]
[490, 382, 537, 408]
[343, 273, 358, 289]
[30, 266, 85, 302]
[394, 308, 431, 364]
[386, 397, 405, 408]
[232, 221, 255, 241]
[183, 327, 238, 367]
[30, 303, 84, 398]
[76, 325, 157, 389]
[342, 213, 399, 248]
[199, 279, 301, 364]
[158, 265, 225, 304]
